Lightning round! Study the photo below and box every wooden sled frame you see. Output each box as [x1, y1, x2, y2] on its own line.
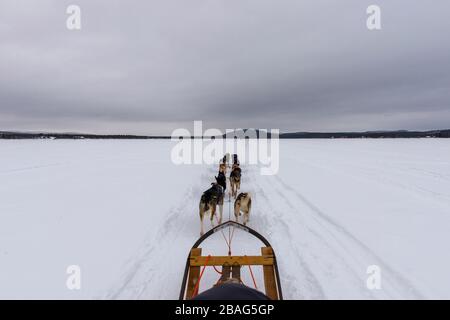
[179, 221, 283, 300]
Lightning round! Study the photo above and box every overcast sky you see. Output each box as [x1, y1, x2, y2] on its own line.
[0, 0, 449, 134]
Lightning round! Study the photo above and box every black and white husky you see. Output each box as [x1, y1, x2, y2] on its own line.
[199, 183, 224, 236]
[215, 171, 227, 193]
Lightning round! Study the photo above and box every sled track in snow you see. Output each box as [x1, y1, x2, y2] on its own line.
[107, 169, 233, 299]
[106, 183, 201, 299]
[259, 168, 423, 299]
[107, 163, 424, 299]
[244, 167, 325, 299]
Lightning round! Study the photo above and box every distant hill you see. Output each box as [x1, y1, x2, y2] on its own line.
[1, 129, 449, 139]
[222, 129, 450, 139]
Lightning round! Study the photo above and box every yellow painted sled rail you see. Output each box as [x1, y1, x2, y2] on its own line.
[179, 221, 283, 300]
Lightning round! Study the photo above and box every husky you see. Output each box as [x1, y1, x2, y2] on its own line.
[215, 171, 227, 193]
[232, 154, 239, 166]
[230, 165, 241, 199]
[199, 183, 224, 236]
[234, 193, 252, 225]
[221, 153, 231, 172]
[219, 163, 227, 175]
[222, 153, 231, 166]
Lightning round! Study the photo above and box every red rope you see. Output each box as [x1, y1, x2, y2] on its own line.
[219, 228, 230, 248]
[248, 265, 258, 290]
[245, 256, 258, 290]
[212, 265, 222, 274]
[214, 211, 232, 255]
[229, 226, 236, 245]
[192, 254, 211, 297]
[228, 221, 231, 251]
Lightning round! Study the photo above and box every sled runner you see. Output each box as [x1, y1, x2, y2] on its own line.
[179, 221, 283, 300]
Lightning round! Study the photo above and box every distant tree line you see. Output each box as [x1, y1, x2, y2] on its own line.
[0, 129, 449, 140]
[280, 130, 450, 139]
[0, 132, 170, 139]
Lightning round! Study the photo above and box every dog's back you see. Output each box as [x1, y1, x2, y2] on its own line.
[236, 192, 250, 205]
[222, 153, 231, 165]
[230, 167, 241, 181]
[232, 154, 239, 166]
[234, 192, 251, 225]
[202, 184, 223, 204]
[199, 183, 224, 235]
[216, 172, 226, 191]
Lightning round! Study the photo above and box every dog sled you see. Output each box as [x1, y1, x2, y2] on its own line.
[179, 221, 283, 300]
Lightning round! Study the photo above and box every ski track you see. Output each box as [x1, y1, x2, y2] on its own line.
[0, 163, 65, 175]
[268, 172, 424, 299]
[106, 163, 424, 300]
[301, 159, 450, 205]
[106, 170, 220, 299]
[247, 166, 375, 299]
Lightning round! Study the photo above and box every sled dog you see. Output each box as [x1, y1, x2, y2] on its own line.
[234, 193, 252, 225]
[232, 154, 239, 166]
[199, 183, 224, 235]
[215, 171, 227, 193]
[219, 163, 227, 174]
[230, 166, 241, 199]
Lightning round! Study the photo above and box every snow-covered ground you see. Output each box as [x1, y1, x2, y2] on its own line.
[1, 139, 450, 299]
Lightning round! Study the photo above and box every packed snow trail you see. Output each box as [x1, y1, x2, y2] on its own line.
[108, 161, 424, 299]
[246, 167, 424, 299]
[2, 140, 450, 299]
[106, 168, 234, 299]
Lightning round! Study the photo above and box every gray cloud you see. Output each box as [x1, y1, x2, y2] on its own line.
[0, 0, 449, 134]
